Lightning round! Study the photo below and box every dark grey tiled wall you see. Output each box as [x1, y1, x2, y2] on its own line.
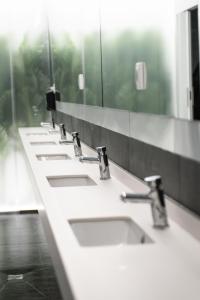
[55, 111, 200, 217]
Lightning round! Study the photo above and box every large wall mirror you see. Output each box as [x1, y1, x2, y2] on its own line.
[176, 0, 200, 120]
[48, 0, 84, 104]
[48, 0, 200, 121]
[48, 0, 102, 106]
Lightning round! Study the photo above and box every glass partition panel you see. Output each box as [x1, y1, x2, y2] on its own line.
[0, 38, 11, 153]
[13, 29, 50, 127]
[48, 0, 83, 103]
[0, 0, 50, 211]
[100, 0, 175, 115]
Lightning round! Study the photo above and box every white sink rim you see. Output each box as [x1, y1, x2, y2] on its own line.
[36, 154, 71, 161]
[48, 130, 60, 134]
[69, 216, 154, 247]
[47, 174, 97, 187]
[30, 141, 56, 146]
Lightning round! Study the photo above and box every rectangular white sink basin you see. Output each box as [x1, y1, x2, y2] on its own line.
[69, 217, 153, 247]
[36, 154, 70, 161]
[30, 141, 56, 146]
[47, 175, 97, 187]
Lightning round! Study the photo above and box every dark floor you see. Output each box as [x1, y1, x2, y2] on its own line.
[0, 212, 63, 299]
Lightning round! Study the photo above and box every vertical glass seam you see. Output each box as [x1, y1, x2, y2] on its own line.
[99, 6, 104, 108]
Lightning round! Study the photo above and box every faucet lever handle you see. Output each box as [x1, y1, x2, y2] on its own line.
[59, 123, 65, 128]
[144, 175, 162, 190]
[96, 146, 107, 154]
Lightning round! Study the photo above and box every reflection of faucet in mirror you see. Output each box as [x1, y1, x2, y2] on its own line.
[79, 146, 111, 180]
[120, 175, 169, 229]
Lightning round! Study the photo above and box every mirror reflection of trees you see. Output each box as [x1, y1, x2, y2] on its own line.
[52, 29, 171, 115]
[0, 34, 49, 154]
[52, 34, 83, 104]
[14, 35, 49, 127]
[0, 23, 172, 154]
[84, 32, 103, 106]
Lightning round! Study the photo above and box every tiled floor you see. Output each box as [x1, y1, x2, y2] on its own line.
[0, 212, 63, 300]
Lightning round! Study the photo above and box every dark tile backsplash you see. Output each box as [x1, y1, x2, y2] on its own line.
[100, 127, 130, 170]
[55, 111, 200, 217]
[128, 138, 180, 201]
[179, 157, 200, 216]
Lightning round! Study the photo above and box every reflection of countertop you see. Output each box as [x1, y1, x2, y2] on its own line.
[19, 127, 200, 300]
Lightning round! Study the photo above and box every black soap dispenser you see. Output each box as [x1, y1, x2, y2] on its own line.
[45, 85, 60, 128]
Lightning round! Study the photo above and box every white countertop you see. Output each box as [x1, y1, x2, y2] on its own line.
[19, 127, 200, 300]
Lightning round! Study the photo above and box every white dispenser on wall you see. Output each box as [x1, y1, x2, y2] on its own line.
[135, 62, 147, 90]
[78, 74, 85, 90]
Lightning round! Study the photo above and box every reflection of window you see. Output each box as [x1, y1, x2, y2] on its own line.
[176, 6, 200, 120]
[190, 8, 200, 120]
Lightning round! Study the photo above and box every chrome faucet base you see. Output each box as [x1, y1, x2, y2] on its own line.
[59, 140, 73, 145]
[152, 223, 169, 229]
[79, 156, 99, 162]
[100, 175, 111, 180]
[74, 147, 82, 157]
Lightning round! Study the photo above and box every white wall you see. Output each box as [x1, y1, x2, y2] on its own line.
[175, 0, 198, 13]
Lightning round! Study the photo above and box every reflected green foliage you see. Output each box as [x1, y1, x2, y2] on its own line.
[0, 34, 50, 153]
[52, 29, 171, 114]
[52, 31, 102, 106]
[14, 34, 50, 127]
[52, 34, 83, 103]
[84, 33, 102, 106]
[0, 38, 12, 130]
[101, 30, 137, 110]
[102, 30, 171, 114]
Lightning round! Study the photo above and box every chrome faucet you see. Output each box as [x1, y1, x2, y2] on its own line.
[120, 175, 168, 228]
[59, 127, 82, 157]
[59, 123, 67, 140]
[79, 146, 111, 180]
[71, 132, 82, 157]
[59, 124, 73, 145]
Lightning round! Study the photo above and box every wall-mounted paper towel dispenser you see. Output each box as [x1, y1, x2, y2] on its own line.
[135, 62, 147, 90]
